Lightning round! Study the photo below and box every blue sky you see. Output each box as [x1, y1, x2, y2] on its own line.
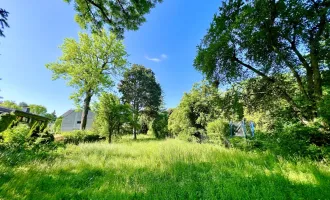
[0, 0, 220, 115]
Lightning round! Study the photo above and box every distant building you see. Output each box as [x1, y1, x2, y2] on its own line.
[60, 109, 95, 132]
[0, 106, 50, 124]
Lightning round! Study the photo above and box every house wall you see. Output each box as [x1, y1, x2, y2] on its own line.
[61, 111, 95, 132]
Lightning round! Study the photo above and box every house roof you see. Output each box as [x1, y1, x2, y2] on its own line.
[60, 109, 94, 118]
[0, 106, 13, 114]
[0, 106, 50, 121]
[60, 109, 75, 118]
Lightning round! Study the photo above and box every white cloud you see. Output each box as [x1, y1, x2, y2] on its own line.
[161, 54, 168, 59]
[145, 54, 168, 62]
[145, 56, 161, 62]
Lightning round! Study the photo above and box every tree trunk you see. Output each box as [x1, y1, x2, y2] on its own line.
[81, 90, 92, 130]
[311, 53, 322, 100]
[133, 128, 137, 140]
[132, 103, 138, 140]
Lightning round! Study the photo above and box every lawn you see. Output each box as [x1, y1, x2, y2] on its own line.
[0, 137, 330, 199]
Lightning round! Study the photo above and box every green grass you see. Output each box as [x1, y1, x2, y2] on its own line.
[1, 136, 330, 199]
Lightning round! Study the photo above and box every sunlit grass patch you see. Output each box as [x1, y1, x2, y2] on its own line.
[0, 138, 329, 199]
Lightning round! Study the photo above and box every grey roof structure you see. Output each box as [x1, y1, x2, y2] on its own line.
[0, 106, 50, 121]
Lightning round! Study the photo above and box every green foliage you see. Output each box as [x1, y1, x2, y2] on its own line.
[2, 124, 30, 144]
[0, 139, 329, 199]
[60, 130, 104, 144]
[29, 104, 47, 116]
[64, 0, 162, 38]
[0, 100, 21, 110]
[206, 118, 229, 139]
[52, 117, 63, 134]
[269, 123, 330, 160]
[0, 8, 9, 37]
[118, 64, 162, 139]
[28, 121, 48, 138]
[46, 30, 127, 129]
[194, 0, 330, 121]
[168, 82, 222, 137]
[0, 112, 16, 132]
[93, 92, 133, 143]
[150, 111, 168, 139]
[318, 87, 330, 125]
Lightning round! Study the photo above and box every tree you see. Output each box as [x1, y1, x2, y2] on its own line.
[168, 82, 222, 137]
[18, 102, 28, 108]
[28, 104, 47, 116]
[0, 100, 21, 110]
[94, 92, 132, 143]
[46, 30, 128, 130]
[44, 110, 57, 122]
[194, 0, 330, 122]
[150, 110, 169, 138]
[118, 64, 162, 139]
[64, 0, 162, 38]
[0, 8, 9, 37]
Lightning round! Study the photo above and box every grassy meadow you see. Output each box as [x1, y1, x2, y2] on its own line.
[1, 136, 330, 200]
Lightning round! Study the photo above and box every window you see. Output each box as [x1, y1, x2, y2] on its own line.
[77, 121, 81, 124]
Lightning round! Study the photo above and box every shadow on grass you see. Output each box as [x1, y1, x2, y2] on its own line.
[1, 151, 329, 199]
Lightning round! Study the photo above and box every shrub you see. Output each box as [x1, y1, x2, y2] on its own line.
[60, 130, 105, 144]
[0, 112, 16, 132]
[29, 121, 48, 138]
[273, 123, 330, 160]
[206, 119, 229, 139]
[52, 117, 63, 134]
[33, 131, 55, 145]
[150, 112, 169, 139]
[2, 124, 30, 144]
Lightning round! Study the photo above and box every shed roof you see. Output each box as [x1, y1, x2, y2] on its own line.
[0, 106, 50, 121]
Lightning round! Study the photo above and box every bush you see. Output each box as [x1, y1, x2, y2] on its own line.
[0, 112, 16, 132]
[273, 123, 330, 160]
[29, 121, 48, 138]
[2, 124, 30, 144]
[60, 130, 105, 144]
[150, 112, 169, 139]
[207, 119, 229, 139]
[52, 117, 63, 134]
[247, 123, 330, 161]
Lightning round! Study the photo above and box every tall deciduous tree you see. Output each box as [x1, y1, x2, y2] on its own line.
[46, 30, 127, 130]
[0, 8, 9, 37]
[194, 0, 330, 122]
[118, 64, 162, 139]
[168, 82, 222, 137]
[94, 92, 132, 143]
[64, 0, 162, 38]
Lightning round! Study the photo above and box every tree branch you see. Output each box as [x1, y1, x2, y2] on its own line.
[234, 56, 305, 120]
[233, 57, 275, 83]
[87, 0, 113, 25]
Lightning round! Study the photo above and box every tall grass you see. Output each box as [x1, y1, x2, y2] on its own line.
[0, 137, 329, 199]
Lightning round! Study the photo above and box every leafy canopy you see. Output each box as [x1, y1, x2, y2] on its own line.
[194, 0, 330, 120]
[0, 101, 21, 110]
[46, 30, 128, 108]
[0, 8, 9, 37]
[29, 104, 47, 116]
[118, 64, 162, 116]
[93, 92, 132, 143]
[64, 0, 162, 38]
[168, 82, 222, 136]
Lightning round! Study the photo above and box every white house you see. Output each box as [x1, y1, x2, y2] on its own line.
[61, 109, 95, 132]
